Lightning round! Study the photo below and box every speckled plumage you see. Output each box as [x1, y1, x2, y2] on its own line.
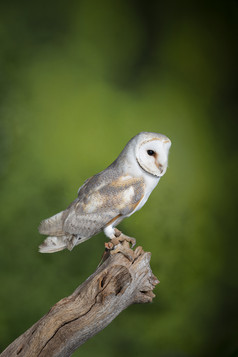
[38, 132, 171, 253]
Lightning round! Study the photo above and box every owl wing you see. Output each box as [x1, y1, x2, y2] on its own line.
[63, 174, 145, 238]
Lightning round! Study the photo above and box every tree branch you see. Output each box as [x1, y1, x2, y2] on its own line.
[1, 241, 159, 357]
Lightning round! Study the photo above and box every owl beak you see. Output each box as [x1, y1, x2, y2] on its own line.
[159, 167, 167, 176]
[156, 161, 167, 176]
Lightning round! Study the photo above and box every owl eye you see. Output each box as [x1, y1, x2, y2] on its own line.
[147, 150, 155, 156]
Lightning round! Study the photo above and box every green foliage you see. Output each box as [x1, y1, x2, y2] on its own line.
[0, 1, 237, 356]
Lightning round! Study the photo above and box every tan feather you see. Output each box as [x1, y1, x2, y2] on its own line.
[38, 211, 64, 236]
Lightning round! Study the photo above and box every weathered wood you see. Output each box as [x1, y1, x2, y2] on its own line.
[1, 241, 159, 357]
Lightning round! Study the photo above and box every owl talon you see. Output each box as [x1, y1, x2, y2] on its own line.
[110, 244, 134, 262]
[129, 237, 136, 248]
[118, 234, 136, 248]
[112, 229, 136, 248]
[104, 236, 134, 261]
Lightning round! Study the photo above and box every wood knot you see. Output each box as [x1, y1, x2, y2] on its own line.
[96, 265, 132, 303]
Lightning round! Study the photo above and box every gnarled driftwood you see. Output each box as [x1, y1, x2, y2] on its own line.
[1, 240, 159, 357]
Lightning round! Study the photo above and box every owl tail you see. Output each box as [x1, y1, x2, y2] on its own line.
[38, 211, 67, 253]
[38, 236, 68, 253]
[38, 211, 65, 236]
[39, 234, 91, 253]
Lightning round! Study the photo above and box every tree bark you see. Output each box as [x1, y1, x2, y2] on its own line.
[1, 241, 159, 357]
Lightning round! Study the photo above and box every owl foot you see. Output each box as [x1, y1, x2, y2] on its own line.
[109, 236, 141, 262]
[98, 229, 138, 266]
[98, 239, 144, 266]
[113, 229, 136, 248]
[109, 240, 134, 261]
[98, 241, 116, 266]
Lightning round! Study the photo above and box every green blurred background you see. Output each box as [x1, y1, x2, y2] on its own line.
[0, 1, 237, 356]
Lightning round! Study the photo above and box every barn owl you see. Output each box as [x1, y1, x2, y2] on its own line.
[38, 132, 171, 253]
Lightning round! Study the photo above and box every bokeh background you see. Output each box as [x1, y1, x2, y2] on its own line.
[0, 1, 237, 356]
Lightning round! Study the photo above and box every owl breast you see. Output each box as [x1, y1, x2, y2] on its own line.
[126, 174, 160, 217]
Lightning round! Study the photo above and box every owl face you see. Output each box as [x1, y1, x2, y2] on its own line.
[135, 135, 171, 177]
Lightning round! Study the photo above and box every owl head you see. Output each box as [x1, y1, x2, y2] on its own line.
[119, 132, 171, 178]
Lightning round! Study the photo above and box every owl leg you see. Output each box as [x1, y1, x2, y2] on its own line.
[104, 226, 136, 248]
[102, 230, 141, 264]
[113, 228, 136, 248]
